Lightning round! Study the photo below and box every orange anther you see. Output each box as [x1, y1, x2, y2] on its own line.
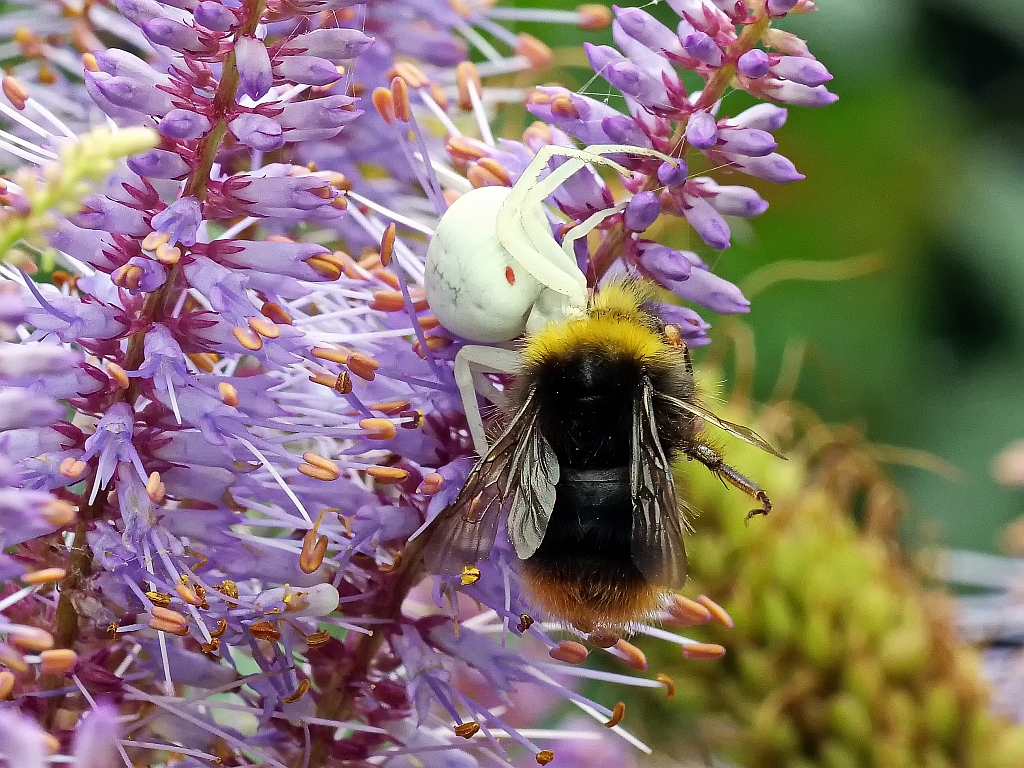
[419, 472, 444, 495]
[390, 77, 411, 122]
[299, 530, 329, 574]
[372, 86, 396, 125]
[232, 326, 264, 351]
[2, 76, 28, 109]
[218, 381, 239, 407]
[613, 639, 648, 671]
[360, 417, 397, 441]
[515, 33, 553, 69]
[23, 567, 66, 585]
[682, 642, 727, 660]
[456, 61, 482, 111]
[146, 471, 165, 504]
[175, 582, 203, 606]
[666, 594, 712, 626]
[697, 594, 735, 628]
[366, 466, 409, 484]
[58, 457, 87, 480]
[604, 701, 625, 728]
[548, 640, 589, 664]
[106, 362, 130, 389]
[577, 4, 612, 30]
[346, 352, 380, 381]
[379, 223, 397, 267]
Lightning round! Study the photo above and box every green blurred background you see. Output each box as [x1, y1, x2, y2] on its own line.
[515, 0, 1024, 555]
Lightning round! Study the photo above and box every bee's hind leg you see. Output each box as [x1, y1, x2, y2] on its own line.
[689, 443, 772, 522]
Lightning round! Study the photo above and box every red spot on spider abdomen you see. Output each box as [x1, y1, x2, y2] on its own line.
[505, 266, 516, 286]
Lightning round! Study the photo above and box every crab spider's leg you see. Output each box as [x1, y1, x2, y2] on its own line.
[453, 345, 522, 456]
[560, 200, 629, 264]
[496, 145, 680, 301]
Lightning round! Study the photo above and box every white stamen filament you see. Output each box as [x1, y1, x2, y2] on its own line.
[240, 438, 314, 525]
[346, 191, 436, 237]
[72, 674, 134, 768]
[467, 79, 494, 146]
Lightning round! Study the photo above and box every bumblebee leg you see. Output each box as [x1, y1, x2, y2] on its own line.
[453, 345, 522, 456]
[689, 443, 772, 521]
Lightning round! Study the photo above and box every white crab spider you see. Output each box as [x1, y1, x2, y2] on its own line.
[424, 143, 678, 455]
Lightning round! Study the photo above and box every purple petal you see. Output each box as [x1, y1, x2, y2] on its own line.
[716, 126, 777, 157]
[0, 341, 80, 376]
[683, 32, 722, 67]
[229, 113, 284, 151]
[737, 49, 770, 79]
[276, 94, 361, 131]
[193, 0, 238, 31]
[670, 267, 750, 314]
[728, 103, 788, 131]
[274, 55, 343, 86]
[726, 152, 804, 183]
[624, 191, 661, 232]
[612, 6, 684, 55]
[151, 196, 202, 246]
[652, 302, 711, 346]
[685, 110, 718, 150]
[127, 148, 192, 179]
[72, 702, 123, 768]
[601, 115, 653, 148]
[585, 43, 668, 105]
[657, 160, 689, 187]
[282, 27, 374, 63]
[235, 36, 273, 100]
[683, 195, 731, 249]
[0, 708, 45, 768]
[772, 55, 833, 87]
[767, 0, 800, 15]
[769, 80, 838, 107]
[141, 18, 215, 56]
[692, 179, 769, 217]
[158, 108, 212, 140]
[91, 73, 174, 115]
[638, 243, 693, 282]
[0, 389, 64, 429]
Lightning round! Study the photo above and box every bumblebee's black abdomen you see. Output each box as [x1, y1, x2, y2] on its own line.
[519, 468, 660, 629]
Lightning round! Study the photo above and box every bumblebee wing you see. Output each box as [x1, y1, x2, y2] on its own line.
[659, 393, 784, 458]
[422, 388, 556, 574]
[630, 377, 688, 590]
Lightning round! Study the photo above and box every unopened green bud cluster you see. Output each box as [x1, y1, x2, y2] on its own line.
[628, 396, 1024, 768]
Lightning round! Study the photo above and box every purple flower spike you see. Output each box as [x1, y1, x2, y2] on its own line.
[717, 126, 778, 157]
[638, 243, 693, 282]
[772, 56, 833, 87]
[738, 49, 770, 79]
[229, 113, 284, 151]
[657, 160, 689, 187]
[767, 0, 800, 15]
[158, 108, 212, 140]
[274, 55, 343, 87]
[151, 196, 202, 246]
[686, 110, 718, 150]
[683, 194, 731, 249]
[194, 0, 238, 32]
[683, 32, 723, 67]
[235, 36, 273, 101]
[624, 191, 661, 232]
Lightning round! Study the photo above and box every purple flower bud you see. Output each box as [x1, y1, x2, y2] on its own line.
[737, 49, 770, 79]
[0, 342, 78, 378]
[235, 36, 273, 101]
[127, 149, 191, 180]
[193, 0, 238, 32]
[683, 32, 722, 67]
[0, 489, 70, 548]
[0, 389, 65, 430]
[683, 195, 731, 249]
[229, 113, 284, 151]
[114, 0, 165, 26]
[726, 152, 805, 183]
[528, 87, 630, 147]
[612, 6, 684, 55]
[717, 126, 777, 157]
[651, 302, 711, 346]
[770, 81, 838, 107]
[667, 0, 730, 31]
[585, 44, 668, 106]
[771, 55, 833, 87]
[767, 0, 800, 15]
[686, 110, 718, 150]
[692, 179, 769, 217]
[158, 108, 212, 140]
[282, 28, 374, 64]
[92, 74, 174, 116]
[277, 94, 361, 131]
[206, 239, 336, 281]
[274, 55, 343, 87]
[151, 196, 202, 246]
[728, 103, 788, 131]
[624, 192, 661, 232]
[221, 172, 337, 212]
[92, 48, 162, 83]
[141, 18, 215, 56]
[638, 243, 693, 282]
[74, 195, 149, 236]
[672, 266, 750, 314]
[657, 160, 689, 187]
[600, 115, 653, 148]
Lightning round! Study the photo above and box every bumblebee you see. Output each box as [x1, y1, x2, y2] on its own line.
[423, 282, 779, 631]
